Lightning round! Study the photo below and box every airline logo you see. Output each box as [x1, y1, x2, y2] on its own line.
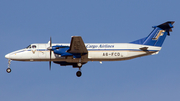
[86, 44, 114, 48]
[152, 30, 165, 40]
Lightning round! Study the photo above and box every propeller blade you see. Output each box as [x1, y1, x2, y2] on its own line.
[49, 37, 52, 70]
[49, 50, 51, 70]
[50, 37, 52, 47]
[49, 61, 51, 70]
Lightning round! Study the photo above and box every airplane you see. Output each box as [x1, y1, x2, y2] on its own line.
[5, 21, 174, 77]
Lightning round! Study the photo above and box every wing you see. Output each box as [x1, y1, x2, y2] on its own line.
[67, 36, 88, 54]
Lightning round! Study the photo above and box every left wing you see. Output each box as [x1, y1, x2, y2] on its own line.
[67, 36, 88, 54]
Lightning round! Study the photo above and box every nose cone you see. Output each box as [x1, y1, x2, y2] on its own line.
[5, 54, 10, 59]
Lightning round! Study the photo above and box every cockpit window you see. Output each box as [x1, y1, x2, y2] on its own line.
[32, 45, 36, 48]
[26, 45, 31, 49]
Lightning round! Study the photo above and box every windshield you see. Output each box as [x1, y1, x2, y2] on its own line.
[26, 45, 31, 49]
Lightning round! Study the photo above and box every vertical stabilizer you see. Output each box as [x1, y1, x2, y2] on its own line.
[131, 21, 174, 47]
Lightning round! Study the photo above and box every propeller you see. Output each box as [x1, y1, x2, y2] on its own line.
[47, 37, 52, 70]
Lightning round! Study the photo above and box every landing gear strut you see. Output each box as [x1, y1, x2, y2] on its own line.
[6, 59, 12, 73]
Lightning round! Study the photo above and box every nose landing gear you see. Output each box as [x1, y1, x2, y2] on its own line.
[6, 59, 12, 73]
[6, 68, 11, 73]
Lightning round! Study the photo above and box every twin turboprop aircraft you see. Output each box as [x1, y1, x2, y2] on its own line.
[5, 21, 174, 77]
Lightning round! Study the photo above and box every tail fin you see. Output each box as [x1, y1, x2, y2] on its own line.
[131, 21, 175, 47]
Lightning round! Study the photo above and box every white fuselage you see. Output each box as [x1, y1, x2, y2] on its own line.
[5, 43, 161, 62]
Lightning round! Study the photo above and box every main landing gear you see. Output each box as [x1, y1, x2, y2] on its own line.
[76, 63, 82, 77]
[6, 59, 12, 73]
[76, 71, 82, 77]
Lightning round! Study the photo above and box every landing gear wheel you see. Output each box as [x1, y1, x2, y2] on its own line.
[76, 71, 82, 77]
[6, 68, 11, 73]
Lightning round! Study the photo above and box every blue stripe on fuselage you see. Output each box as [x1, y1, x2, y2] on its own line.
[16, 49, 158, 54]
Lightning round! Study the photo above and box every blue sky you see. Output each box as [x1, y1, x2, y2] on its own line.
[0, 0, 180, 101]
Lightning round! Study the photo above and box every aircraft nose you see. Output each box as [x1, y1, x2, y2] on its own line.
[5, 54, 10, 59]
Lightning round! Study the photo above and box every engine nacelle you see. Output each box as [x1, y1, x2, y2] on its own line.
[52, 45, 83, 58]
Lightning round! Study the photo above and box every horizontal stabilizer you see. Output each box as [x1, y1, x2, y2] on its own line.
[140, 47, 148, 51]
[157, 21, 174, 30]
[155, 21, 174, 36]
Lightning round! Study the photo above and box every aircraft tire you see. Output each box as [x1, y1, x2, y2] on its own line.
[6, 68, 11, 73]
[76, 71, 82, 77]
